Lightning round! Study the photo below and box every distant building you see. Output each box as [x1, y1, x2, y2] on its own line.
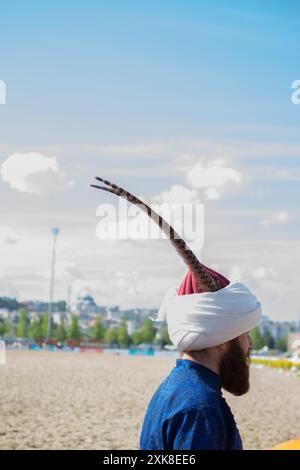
[127, 319, 136, 336]
[0, 308, 9, 320]
[22, 300, 48, 314]
[52, 312, 68, 325]
[106, 306, 121, 322]
[102, 318, 119, 330]
[75, 294, 98, 328]
[8, 311, 19, 328]
[259, 315, 298, 343]
[1, 294, 163, 339]
[76, 294, 97, 316]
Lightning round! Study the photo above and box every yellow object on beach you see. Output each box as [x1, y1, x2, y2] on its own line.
[272, 438, 300, 450]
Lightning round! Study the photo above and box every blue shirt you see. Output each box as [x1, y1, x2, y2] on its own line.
[140, 359, 243, 450]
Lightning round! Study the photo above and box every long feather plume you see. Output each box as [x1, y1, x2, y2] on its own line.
[90, 177, 219, 292]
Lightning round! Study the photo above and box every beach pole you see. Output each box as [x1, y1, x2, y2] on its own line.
[47, 227, 60, 343]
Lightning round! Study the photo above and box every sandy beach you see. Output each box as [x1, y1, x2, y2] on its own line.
[0, 350, 300, 450]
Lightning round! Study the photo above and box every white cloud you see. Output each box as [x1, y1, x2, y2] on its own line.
[69, 271, 144, 308]
[256, 188, 270, 198]
[36, 261, 84, 282]
[252, 267, 267, 280]
[251, 166, 300, 182]
[107, 270, 143, 298]
[252, 266, 278, 281]
[0, 275, 19, 298]
[204, 187, 220, 200]
[152, 184, 198, 204]
[90, 144, 163, 155]
[228, 264, 243, 281]
[261, 211, 290, 226]
[186, 159, 244, 200]
[0, 225, 19, 245]
[0, 152, 74, 194]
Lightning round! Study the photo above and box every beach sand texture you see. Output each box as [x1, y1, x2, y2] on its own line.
[1, 350, 300, 450]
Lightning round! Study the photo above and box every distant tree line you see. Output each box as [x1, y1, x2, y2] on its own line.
[251, 326, 288, 352]
[0, 297, 66, 312]
[0, 308, 172, 348]
[0, 297, 19, 311]
[0, 306, 289, 352]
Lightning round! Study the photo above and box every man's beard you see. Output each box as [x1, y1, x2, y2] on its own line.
[220, 337, 251, 396]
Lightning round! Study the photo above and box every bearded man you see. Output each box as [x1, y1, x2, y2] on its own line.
[140, 335, 252, 450]
[139, 270, 260, 450]
[90, 177, 262, 451]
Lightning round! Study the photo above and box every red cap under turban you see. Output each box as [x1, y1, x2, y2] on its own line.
[178, 267, 230, 295]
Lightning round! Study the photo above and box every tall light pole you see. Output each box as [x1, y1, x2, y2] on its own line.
[47, 227, 60, 342]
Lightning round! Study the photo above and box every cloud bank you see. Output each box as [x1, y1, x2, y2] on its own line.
[0, 152, 74, 194]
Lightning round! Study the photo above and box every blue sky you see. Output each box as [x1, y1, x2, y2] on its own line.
[1, 0, 300, 141]
[0, 1, 300, 321]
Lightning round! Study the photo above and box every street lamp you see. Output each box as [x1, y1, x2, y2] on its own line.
[47, 227, 60, 342]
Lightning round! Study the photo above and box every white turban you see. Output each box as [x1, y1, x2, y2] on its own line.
[155, 281, 261, 352]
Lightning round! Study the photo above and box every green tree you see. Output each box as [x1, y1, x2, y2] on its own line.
[68, 315, 81, 340]
[40, 313, 49, 339]
[251, 326, 264, 350]
[92, 316, 105, 341]
[104, 327, 119, 346]
[263, 330, 275, 349]
[118, 319, 129, 348]
[29, 318, 42, 342]
[17, 307, 28, 338]
[131, 330, 143, 345]
[54, 318, 67, 343]
[141, 317, 155, 344]
[0, 320, 14, 338]
[276, 335, 288, 352]
[160, 326, 172, 347]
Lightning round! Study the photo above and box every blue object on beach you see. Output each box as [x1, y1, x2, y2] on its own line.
[129, 348, 155, 356]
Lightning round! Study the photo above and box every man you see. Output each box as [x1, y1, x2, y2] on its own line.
[140, 271, 261, 450]
[90, 177, 261, 451]
[140, 335, 253, 450]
